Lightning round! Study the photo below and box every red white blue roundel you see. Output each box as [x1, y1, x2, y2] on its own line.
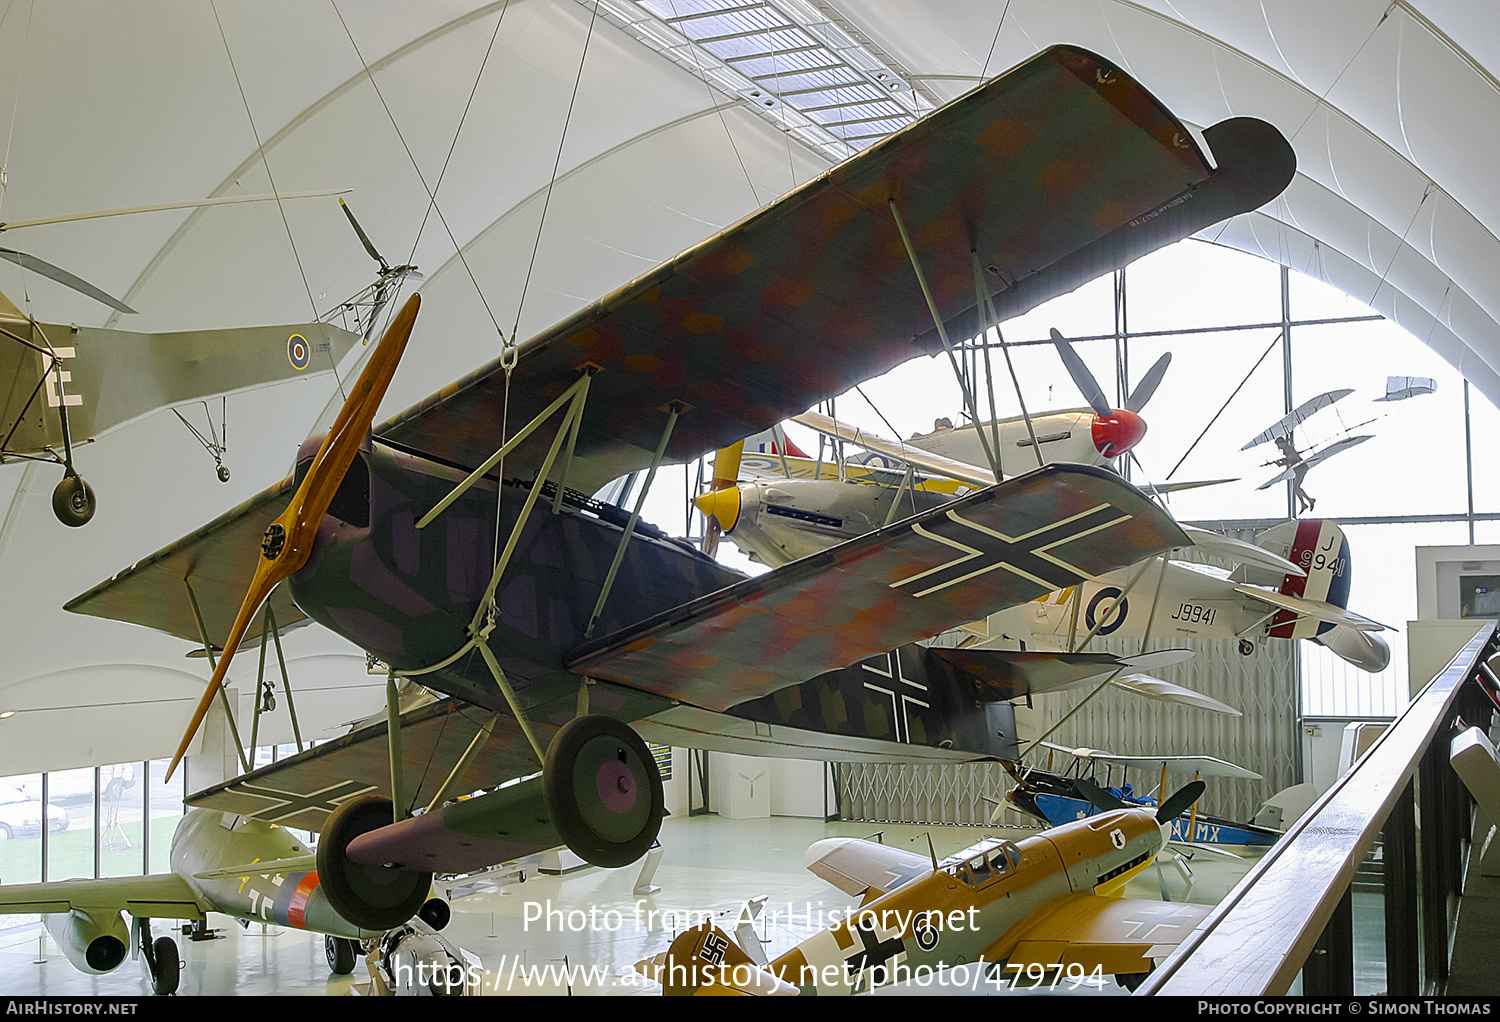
[287, 334, 311, 371]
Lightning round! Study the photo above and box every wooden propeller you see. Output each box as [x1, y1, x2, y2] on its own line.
[166, 293, 420, 778]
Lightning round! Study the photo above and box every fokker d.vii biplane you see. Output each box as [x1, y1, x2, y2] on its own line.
[63, 46, 1295, 931]
[638, 787, 1207, 994]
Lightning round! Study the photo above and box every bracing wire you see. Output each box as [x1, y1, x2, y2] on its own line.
[209, 1, 321, 327]
[508, 1, 600, 348]
[330, 0, 514, 357]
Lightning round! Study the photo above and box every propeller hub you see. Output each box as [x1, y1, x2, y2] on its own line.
[1091, 408, 1147, 459]
[692, 485, 741, 533]
[261, 523, 286, 561]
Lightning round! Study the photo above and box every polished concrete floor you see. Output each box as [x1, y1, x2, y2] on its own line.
[0, 812, 1269, 998]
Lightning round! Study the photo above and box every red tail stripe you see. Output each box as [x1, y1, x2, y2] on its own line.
[1270, 519, 1323, 637]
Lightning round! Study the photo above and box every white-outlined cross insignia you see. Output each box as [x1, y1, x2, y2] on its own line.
[862, 650, 929, 743]
[228, 779, 379, 822]
[892, 503, 1130, 598]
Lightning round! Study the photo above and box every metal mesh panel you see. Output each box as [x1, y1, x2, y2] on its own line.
[838, 525, 1302, 828]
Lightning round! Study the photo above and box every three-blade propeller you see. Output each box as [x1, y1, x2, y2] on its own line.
[166, 293, 421, 778]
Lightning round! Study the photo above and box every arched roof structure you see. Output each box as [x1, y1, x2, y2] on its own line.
[0, 0, 1492, 770]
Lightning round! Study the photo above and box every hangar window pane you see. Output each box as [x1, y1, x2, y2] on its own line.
[0, 773, 46, 885]
[1126, 240, 1281, 336]
[146, 759, 185, 876]
[100, 763, 146, 879]
[44, 768, 95, 881]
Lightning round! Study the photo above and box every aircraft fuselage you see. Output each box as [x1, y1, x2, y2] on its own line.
[774, 808, 1163, 994]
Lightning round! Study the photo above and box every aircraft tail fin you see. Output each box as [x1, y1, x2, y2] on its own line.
[740, 423, 810, 460]
[636, 923, 795, 996]
[1254, 519, 1352, 641]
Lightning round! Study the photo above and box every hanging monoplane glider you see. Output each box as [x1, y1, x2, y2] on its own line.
[64, 46, 1296, 931]
[0, 189, 360, 525]
[1375, 376, 1436, 402]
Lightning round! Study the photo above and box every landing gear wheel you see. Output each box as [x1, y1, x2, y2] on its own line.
[149, 936, 179, 996]
[1116, 971, 1148, 991]
[1238, 638, 1255, 656]
[325, 935, 359, 975]
[542, 715, 663, 868]
[51, 472, 95, 527]
[316, 794, 432, 931]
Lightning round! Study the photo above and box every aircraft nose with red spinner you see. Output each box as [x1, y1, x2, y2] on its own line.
[1091, 408, 1147, 459]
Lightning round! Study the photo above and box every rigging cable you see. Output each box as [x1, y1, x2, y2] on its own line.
[210, 0, 322, 328]
[330, 0, 515, 360]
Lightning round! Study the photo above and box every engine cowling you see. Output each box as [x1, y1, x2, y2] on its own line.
[43, 908, 128, 975]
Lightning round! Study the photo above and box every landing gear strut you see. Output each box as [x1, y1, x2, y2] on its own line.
[134, 919, 180, 996]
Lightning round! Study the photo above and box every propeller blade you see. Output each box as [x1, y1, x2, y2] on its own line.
[340, 198, 389, 271]
[1074, 776, 1130, 813]
[1050, 328, 1111, 418]
[697, 440, 744, 555]
[0, 248, 135, 313]
[166, 293, 421, 778]
[1156, 780, 1207, 822]
[1125, 352, 1171, 412]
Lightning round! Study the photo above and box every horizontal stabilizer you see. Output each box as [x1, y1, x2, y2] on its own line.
[1179, 525, 1304, 576]
[1233, 584, 1388, 631]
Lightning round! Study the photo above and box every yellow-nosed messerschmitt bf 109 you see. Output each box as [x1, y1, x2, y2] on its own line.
[637, 782, 1207, 995]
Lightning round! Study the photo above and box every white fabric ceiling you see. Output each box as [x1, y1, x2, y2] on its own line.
[0, 0, 1493, 773]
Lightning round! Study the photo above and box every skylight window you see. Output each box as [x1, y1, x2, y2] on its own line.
[586, 0, 935, 162]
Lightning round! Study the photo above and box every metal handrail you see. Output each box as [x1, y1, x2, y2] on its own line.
[1140, 620, 1497, 996]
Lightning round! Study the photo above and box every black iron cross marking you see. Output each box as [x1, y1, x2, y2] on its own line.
[881, 859, 931, 892]
[862, 650, 929, 743]
[845, 916, 906, 985]
[893, 503, 1129, 598]
[231, 779, 378, 822]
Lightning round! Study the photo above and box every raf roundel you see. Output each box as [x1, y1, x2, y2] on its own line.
[287, 333, 311, 371]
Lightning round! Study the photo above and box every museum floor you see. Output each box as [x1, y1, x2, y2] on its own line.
[0, 808, 1443, 998]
